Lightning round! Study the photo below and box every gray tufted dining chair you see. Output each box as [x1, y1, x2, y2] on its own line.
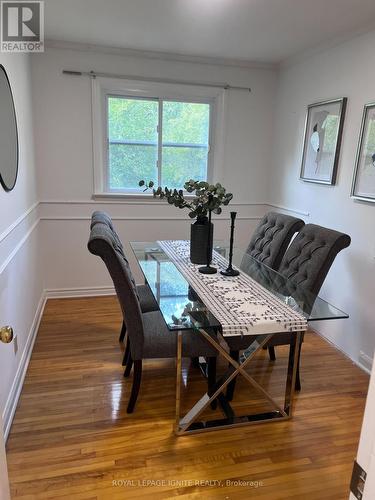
[263, 224, 351, 384]
[90, 211, 159, 351]
[88, 221, 218, 413]
[226, 223, 351, 399]
[245, 212, 305, 271]
[222, 212, 304, 398]
[277, 224, 351, 296]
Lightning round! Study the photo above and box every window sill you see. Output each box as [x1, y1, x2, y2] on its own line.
[92, 192, 196, 203]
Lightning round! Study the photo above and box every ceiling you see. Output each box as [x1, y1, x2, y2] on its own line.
[44, 0, 375, 64]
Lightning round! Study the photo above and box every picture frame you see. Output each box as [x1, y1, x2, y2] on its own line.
[300, 97, 347, 185]
[351, 102, 375, 203]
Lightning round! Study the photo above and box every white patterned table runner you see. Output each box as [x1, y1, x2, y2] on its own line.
[158, 240, 307, 337]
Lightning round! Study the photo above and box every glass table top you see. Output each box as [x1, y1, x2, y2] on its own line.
[130, 241, 349, 332]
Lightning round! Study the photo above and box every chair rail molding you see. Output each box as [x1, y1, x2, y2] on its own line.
[267, 203, 310, 217]
[0, 219, 40, 276]
[0, 201, 39, 244]
[0, 199, 308, 279]
[38, 199, 308, 215]
[0, 202, 40, 276]
[38, 200, 269, 221]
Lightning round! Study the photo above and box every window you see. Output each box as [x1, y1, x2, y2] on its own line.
[92, 78, 224, 197]
[107, 97, 159, 191]
[107, 97, 211, 192]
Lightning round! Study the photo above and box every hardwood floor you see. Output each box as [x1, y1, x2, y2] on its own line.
[6, 296, 369, 499]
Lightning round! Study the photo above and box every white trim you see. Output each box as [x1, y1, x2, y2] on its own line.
[91, 192, 203, 202]
[3, 292, 47, 440]
[311, 326, 372, 375]
[360, 351, 374, 374]
[45, 286, 116, 299]
[40, 199, 308, 216]
[0, 202, 39, 244]
[0, 200, 307, 220]
[46, 39, 277, 70]
[0, 219, 40, 275]
[40, 215, 261, 222]
[355, 360, 372, 376]
[40, 199, 268, 206]
[267, 203, 310, 217]
[91, 77, 105, 195]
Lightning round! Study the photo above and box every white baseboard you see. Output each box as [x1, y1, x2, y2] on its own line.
[311, 327, 373, 375]
[359, 351, 373, 374]
[2, 291, 47, 440]
[45, 286, 116, 299]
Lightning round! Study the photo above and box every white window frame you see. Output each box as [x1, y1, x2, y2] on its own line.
[91, 77, 226, 198]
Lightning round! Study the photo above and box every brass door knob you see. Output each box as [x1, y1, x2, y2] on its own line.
[0, 326, 13, 343]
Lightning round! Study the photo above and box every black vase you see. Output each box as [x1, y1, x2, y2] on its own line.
[190, 218, 214, 264]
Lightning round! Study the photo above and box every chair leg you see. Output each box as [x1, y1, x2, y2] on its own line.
[207, 357, 217, 410]
[268, 346, 276, 361]
[124, 354, 133, 377]
[226, 350, 239, 402]
[127, 360, 142, 413]
[191, 356, 200, 368]
[122, 336, 130, 366]
[295, 342, 303, 391]
[119, 321, 126, 342]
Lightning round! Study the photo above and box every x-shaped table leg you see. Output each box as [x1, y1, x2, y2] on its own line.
[175, 329, 302, 435]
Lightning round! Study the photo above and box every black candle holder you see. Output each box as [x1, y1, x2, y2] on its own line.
[221, 211, 239, 277]
[199, 194, 217, 275]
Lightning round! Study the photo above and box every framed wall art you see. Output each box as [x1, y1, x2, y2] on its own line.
[351, 102, 375, 203]
[300, 97, 347, 185]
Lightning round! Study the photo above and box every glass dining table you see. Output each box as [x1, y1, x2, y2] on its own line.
[130, 241, 348, 435]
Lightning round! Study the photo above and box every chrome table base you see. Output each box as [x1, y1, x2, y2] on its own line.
[175, 329, 303, 435]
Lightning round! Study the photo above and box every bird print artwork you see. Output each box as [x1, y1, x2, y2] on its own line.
[310, 110, 330, 173]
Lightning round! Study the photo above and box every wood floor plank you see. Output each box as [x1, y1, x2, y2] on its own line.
[6, 296, 369, 499]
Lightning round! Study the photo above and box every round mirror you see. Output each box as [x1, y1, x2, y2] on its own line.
[0, 65, 18, 192]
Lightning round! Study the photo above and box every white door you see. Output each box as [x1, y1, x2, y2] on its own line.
[350, 353, 375, 500]
[0, 414, 10, 500]
[0, 327, 13, 500]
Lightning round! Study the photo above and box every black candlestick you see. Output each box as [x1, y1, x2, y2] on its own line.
[221, 211, 240, 277]
[199, 195, 217, 274]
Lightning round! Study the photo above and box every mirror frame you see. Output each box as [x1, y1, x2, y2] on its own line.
[0, 64, 19, 192]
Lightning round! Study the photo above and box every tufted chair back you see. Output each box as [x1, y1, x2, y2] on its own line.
[88, 221, 145, 359]
[278, 224, 351, 296]
[246, 212, 305, 270]
[90, 211, 124, 255]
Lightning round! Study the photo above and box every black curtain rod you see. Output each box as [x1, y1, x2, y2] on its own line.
[62, 69, 251, 92]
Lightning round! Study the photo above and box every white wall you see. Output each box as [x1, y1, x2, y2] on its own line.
[0, 53, 44, 438]
[31, 45, 278, 287]
[271, 29, 375, 369]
